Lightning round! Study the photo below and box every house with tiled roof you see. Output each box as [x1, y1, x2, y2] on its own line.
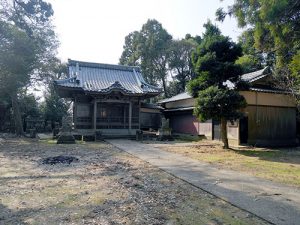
[159, 67, 297, 146]
[54, 59, 162, 136]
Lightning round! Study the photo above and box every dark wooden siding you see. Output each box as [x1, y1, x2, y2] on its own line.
[0, 105, 7, 131]
[212, 120, 221, 140]
[169, 112, 199, 135]
[247, 105, 297, 146]
[76, 103, 93, 129]
[140, 112, 161, 130]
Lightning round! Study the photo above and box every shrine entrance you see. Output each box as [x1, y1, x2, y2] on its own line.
[92, 100, 140, 133]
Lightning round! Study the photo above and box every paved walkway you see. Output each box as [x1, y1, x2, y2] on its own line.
[107, 139, 300, 225]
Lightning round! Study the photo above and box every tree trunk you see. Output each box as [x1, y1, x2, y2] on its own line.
[221, 117, 229, 149]
[11, 93, 24, 136]
[162, 77, 168, 98]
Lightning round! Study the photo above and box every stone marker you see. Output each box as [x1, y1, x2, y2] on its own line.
[57, 116, 75, 144]
[136, 130, 143, 141]
[29, 128, 36, 138]
[157, 118, 173, 141]
[95, 131, 102, 141]
[45, 120, 52, 132]
[53, 122, 60, 138]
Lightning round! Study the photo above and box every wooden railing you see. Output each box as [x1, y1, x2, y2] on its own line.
[76, 117, 139, 129]
[76, 117, 92, 129]
[96, 117, 139, 129]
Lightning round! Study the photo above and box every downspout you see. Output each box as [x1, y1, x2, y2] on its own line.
[256, 92, 258, 123]
[74, 95, 77, 129]
[255, 91, 259, 145]
[138, 99, 141, 130]
[75, 62, 80, 77]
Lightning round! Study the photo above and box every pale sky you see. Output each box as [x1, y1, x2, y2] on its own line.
[48, 0, 242, 64]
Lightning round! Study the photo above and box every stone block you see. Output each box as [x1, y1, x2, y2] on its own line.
[57, 134, 76, 144]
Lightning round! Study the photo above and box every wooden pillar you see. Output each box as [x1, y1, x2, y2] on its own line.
[138, 100, 141, 130]
[123, 105, 126, 129]
[129, 101, 132, 133]
[73, 96, 77, 129]
[93, 100, 97, 131]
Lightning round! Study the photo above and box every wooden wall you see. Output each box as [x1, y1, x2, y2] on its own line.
[246, 105, 297, 146]
[75, 103, 93, 129]
[161, 91, 297, 146]
[227, 121, 239, 146]
[169, 112, 199, 135]
[240, 91, 296, 107]
[140, 112, 161, 130]
[199, 120, 212, 138]
[140, 106, 162, 130]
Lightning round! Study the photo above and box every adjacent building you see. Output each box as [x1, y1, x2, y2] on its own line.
[159, 67, 297, 146]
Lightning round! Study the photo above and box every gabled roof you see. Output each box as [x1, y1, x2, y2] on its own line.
[54, 59, 162, 97]
[164, 106, 195, 112]
[241, 67, 270, 82]
[159, 67, 288, 104]
[141, 102, 164, 110]
[158, 92, 192, 104]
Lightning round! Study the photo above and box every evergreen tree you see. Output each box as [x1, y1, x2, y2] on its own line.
[167, 38, 197, 95]
[235, 29, 264, 73]
[41, 60, 69, 126]
[188, 22, 246, 149]
[216, 0, 300, 91]
[120, 19, 172, 97]
[41, 85, 69, 126]
[0, 21, 36, 134]
[0, 0, 57, 135]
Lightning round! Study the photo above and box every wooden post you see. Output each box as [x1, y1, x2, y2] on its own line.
[73, 96, 77, 129]
[138, 100, 141, 130]
[93, 100, 97, 131]
[123, 104, 126, 129]
[129, 101, 132, 134]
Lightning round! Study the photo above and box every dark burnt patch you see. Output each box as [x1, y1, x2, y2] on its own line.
[41, 155, 79, 165]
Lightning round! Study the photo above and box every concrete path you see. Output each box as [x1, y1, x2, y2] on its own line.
[107, 139, 300, 225]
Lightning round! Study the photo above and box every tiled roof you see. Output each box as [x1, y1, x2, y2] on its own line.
[164, 106, 195, 112]
[249, 87, 292, 94]
[241, 67, 269, 82]
[54, 59, 162, 96]
[158, 92, 192, 104]
[159, 67, 279, 104]
[141, 102, 163, 110]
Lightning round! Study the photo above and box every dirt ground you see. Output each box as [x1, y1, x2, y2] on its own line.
[147, 139, 300, 187]
[0, 138, 268, 225]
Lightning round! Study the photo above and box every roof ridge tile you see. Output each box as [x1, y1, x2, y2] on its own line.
[68, 59, 140, 72]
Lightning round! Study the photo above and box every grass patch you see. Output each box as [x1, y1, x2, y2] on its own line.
[38, 138, 57, 144]
[160, 140, 300, 187]
[39, 139, 86, 144]
[171, 193, 262, 225]
[175, 134, 205, 142]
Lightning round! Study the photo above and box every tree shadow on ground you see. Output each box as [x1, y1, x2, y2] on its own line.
[230, 147, 300, 165]
[0, 203, 29, 225]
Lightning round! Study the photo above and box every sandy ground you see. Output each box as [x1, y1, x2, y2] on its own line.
[0, 138, 268, 225]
